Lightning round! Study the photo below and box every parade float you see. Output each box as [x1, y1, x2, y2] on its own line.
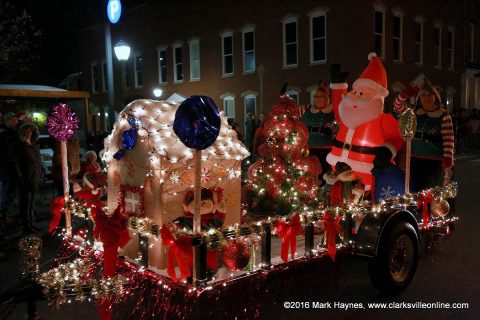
[2, 55, 458, 320]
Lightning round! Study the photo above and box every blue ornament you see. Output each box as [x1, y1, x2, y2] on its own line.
[173, 96, 221, 150]
[114, 115, 139, 161]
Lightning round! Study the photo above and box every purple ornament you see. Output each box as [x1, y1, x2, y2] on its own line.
[46, 103, 80, 141]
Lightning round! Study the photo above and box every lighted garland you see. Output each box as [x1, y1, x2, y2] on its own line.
[19, 236, 42, 280]
[60, 183, 458, 249]
[37, 257, 127, 310]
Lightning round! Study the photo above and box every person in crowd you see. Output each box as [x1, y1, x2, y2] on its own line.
[465, 114, 480, 151]
[231, 122, 243, 143]
[81, 150, 102, 175]
[394, 75, 455, 190]
[300, 81, 335, 180]
[0, 112, 20, 235]
[51, 136, 81, 196]
[10, 123, 43, 233]
[245, 112, 258, 153]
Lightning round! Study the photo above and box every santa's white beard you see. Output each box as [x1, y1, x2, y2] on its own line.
[338, 94, 384, 129]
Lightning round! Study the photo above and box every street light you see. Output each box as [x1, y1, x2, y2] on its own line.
[153, 88, 163, 98]
[114, 40, 131, 110]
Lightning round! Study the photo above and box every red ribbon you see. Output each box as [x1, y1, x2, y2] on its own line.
[94, 206, 131, 277]
[276, 214, 301, 263]
[161, 225, 193, 282]
[49, 197, 65, 234]
[417, 192, 434, 227]
[323, 213, 342, 261]
[76, 189, 103, 221]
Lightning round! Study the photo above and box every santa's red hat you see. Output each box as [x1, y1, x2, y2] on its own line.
[353, 52, 389, 97]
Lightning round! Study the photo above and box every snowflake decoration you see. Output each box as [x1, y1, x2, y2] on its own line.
[201, 168, 210, 185]
[380, 186, 396, 199]
[169, 170, 181, 184]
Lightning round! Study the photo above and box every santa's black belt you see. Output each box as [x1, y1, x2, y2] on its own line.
[308, 126, 332, 136]
[333, 139, 376, 154]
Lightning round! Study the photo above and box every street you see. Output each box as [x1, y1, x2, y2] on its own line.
[1, 153, 479, 320]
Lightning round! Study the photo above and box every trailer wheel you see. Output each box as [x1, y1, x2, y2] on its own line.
[368, 221, 419, 295]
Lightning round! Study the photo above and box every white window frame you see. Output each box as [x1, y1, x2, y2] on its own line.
[221, 93, 236, 122]
[470, 23, 475, 63]
[373, 5, 386, 59]
[157, 45, 168, 84]
[447, 27, 455, 70]
[101, 60, 108, 92]
[414, 16, 425, 65]
[434, 23, 442, 68]
[133, 53, 144, 88]
[173, 42, 184, 83]
[221, 30, 234, 76]
[241, 25, 256, 73]
[308, 8, 328, 64]
[91, 62, 100, 94]
[282, 15, 299, 68]
[392, 10, 404, 62]
[189, 38, 200, 81]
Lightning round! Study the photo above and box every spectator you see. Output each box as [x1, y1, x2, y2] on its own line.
[252, 113, 267, 158]
[10, 123, 43, 233]
[0, 112, 20, 233]
[81, 150, 102, 175]
[244, 113, 258, 153]
[466, 114, 480, 151]
[231, 122, 243, 143]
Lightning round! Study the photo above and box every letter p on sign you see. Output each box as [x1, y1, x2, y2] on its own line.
[107, 0, 122, 24]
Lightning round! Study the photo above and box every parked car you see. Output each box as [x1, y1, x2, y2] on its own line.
[37, 134, 54, 182]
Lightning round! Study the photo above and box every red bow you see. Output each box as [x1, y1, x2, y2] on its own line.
[417, 192, 434, 227]
[161, 225, 193, 282]
[323, 213, 342, 261]
[76, 189, 103, 221]
[276, 214, 301, 263]
[94, 206, 131, 277]
[49, 197, 65, 234]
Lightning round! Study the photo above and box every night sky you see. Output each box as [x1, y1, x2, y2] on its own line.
[12, 0, 147, 86]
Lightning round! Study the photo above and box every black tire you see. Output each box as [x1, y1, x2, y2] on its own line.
[368, 221, 419, 295]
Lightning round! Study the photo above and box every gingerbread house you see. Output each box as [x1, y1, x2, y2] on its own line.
[102, 99, 249, 269]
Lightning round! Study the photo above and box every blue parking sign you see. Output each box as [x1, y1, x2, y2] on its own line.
[107, 0, 122, 24]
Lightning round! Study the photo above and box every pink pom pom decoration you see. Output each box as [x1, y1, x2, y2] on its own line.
[46, 103, 80, 141]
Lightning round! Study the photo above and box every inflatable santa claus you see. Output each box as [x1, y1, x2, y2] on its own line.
[327, 53, 404, 190]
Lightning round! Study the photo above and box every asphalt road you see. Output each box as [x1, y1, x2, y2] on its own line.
[1, 153, 479, 320]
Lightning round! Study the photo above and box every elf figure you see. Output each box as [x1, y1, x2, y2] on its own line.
[327, 53, 404, 190]
[301, 81, 335, 176]
[173, 188, 226, 231]
[394, 75, 455, 191]
[330, 162, 365, 207]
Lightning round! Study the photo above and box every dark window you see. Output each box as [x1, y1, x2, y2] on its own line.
[285, 21, 297, 65]
[223, 35, 234, 74]
[175, 47, 183, 81]
[159, 50, 167, 83]
[312, 15, 326, 61]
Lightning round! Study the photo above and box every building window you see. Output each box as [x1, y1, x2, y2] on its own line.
[91, 62, 100, 93]
[189, 39, 200, 81]
[434, 25, 442, 68]
[134, 54, 143, 88]
[102, 61, 108, 92]
[447, 28, 454, 69]
[374, 9, 385, 58]
[392, 14, 403, 61]
[157, 46, 167, 84]
[223, 96, 235, 123]
[469, 23, 475, 63]
[242, 28, 255, 73]
[283, 16, 298, 67]
[286, 90, 299, 103]
[310, 11, 327, 63]
[222, 32, 234, 75]
[244, 94, 257, 133]
[173, 43, 183, 82]
[414, 18, 424, 65]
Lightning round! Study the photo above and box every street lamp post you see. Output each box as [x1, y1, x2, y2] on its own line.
[114, 40, 131, 108]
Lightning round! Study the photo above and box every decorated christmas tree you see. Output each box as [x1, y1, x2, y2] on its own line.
[247, 86, 322, 215]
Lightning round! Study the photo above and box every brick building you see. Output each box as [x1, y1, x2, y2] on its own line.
[77, 0, 480, 134]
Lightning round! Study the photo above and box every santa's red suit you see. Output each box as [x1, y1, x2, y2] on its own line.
[327, 53, 404, 190]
